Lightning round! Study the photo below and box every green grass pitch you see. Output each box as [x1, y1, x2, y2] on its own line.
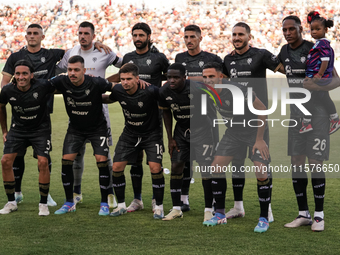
[0, 96, 340, 255]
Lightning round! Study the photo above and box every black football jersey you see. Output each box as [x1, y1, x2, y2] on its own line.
[109, 84, 161, 136]
[223, 47, 281, 107]
[0, 80, 55, 132]
[158, 80, 212, 134]
[122, 50, 169, 87]
[2, 47, 65, 113]
[278, 40, 314, 116]
[50, 75, 112, 132]
[175, 51, 222, 77]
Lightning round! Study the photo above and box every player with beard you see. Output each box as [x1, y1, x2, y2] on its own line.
[52, 56, 114, 216]
[57, 21, 122, 209]
[201, 62, 271, 233]
[1, 23, 110, 207]
[222, 22, 283, 222]
[278, 15, 339, 231]
[174, 25, 222, 212]
[0, 60, 55, 216]
[108, 23, 169, 213]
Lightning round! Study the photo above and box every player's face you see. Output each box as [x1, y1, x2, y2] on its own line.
[184, 31, 202, 51]
[232, 26, 250, 50]
[132, 29, 150, 50]
[282, 19, 302, 45]
[202, 68, 223, 88]
[67, 62, 86, 85]
[78, 27, 95, 49]
[25, 27, 44, 47]
[310, 20, 327, 40]
[120, 72, 139, 92]
[14, 65, 33, 90]
[167, 69, 186, 91]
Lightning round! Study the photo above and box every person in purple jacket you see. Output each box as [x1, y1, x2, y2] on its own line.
[300, 11, 340, 135]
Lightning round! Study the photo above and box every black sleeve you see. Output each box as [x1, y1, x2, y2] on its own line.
[222, 57, 229, 76]
[215, 55, 223, 64]
[161, 54, 170, 74]
[51, 49, 65, 62]
[109, 86, 118, 102]
[262, 49, 281, 71]
[94, 77, 113, 93]
[2, 54, 17, 76]
[0, 86, 8, 104]
[49, 75, 64, 91]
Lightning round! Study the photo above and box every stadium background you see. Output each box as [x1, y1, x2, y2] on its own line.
[0, 1, 340, 254]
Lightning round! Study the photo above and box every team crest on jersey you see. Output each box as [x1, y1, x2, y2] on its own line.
[67, 97, 76, 107]
[146, 59, 152, 66]
[182, 62, 187, 66]
[165, 96, 173, 100]
[230, 68, 237, 78]
[285, 65, 292, 74]
[285, 58, 290, 62]
[170, 103, 180, 111]
[300, 56, 306, 63]
[33, 92, 38, 99]
[41, 57, 46, 63]
[129, 60, 134, 64]
[121, 101, 127, 105]
[230, 61, 236, 65]
[225, 100, 230, 106]
[247, 58, 252, 65]
[85, 89, 90, 95]
[198, 61, 204, 68]
[188, 94, 194, 100]
[93, 57, 97, 63]
[138, 101, 143, 108]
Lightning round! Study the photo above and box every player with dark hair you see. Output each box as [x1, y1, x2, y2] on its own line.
[107, 22, 169, 213]
[52, 55, 114, 216]
[57, 21, 122, 209]
[174, 24, 222, 212]
[1, 23, 110, 206]
[201, 62, 271, 233]
[222, 22, 283, 221]
[103, 63, 165, 219]
[159, 63, 214, 221]
[0, 60, 55, 216]
[299, 11, 340, 134]
[279, 15, 339, 232]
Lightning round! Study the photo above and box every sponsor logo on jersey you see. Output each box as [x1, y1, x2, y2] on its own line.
[41, 57, 46, 63]
[121, 101, 127, 105]
[146, 59, 152, 66]
[285, 58, 290, 62]
[230, 68, 237, 78]
[271, 55, 277, 61]
[182, 62, 187, 66]
[230, 61, 236, 65]
[138, 101, 143, 108]
[67, 97, 76, 107]
[285, 65, 292, 74]
[9, 97, 16, 101]
[300, 56, 306, 63]
[129, 60, 134, 63]
[71, 110, 89, 115]
[85, 89, 90, 95]
[20, 115, 37, 120]
[247, 58, 252, 65]
[165, 96, 173, 100]
[93, 57, 97, 62]
[33, 92, 38, 99]
[198, 61, 204, 68]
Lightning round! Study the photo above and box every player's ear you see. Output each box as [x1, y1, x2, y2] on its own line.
[41, 34, 45, 40]
[83, 67, 86, 74]
[299, 25, 303, 34]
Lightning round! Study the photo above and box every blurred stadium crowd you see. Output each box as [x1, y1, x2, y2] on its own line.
[0, 0, 339, 61]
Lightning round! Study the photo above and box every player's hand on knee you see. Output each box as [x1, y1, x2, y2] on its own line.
[252, 140, 269, 160]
